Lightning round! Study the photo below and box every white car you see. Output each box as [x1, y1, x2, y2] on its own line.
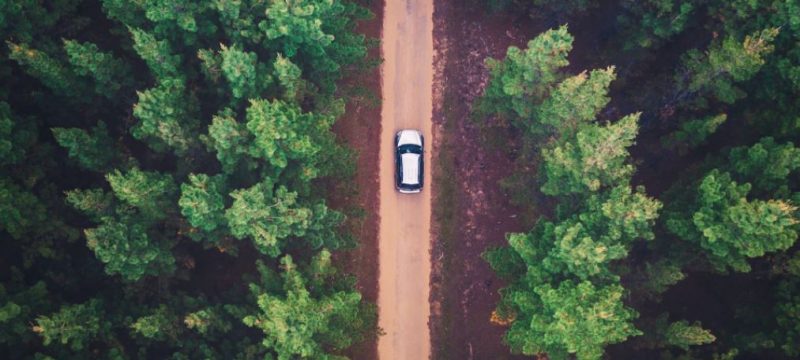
[395, 130, 424, 194]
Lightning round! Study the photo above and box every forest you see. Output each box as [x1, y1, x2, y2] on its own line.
[0, 0, 378, 359]
[3, 0, 800, 359]
[475, 0, 800, 359]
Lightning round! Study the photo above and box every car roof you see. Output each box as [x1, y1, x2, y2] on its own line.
[397, 130, 422, 146]
[400, 152, 421, 185]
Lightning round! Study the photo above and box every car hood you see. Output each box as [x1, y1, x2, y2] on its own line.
[397, 130, 422, 146]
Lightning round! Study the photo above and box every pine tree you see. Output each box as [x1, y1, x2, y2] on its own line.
[52, 122, 118, 172]
[273, 54, 304, 101]
[618, 0, 696, 48]
[6, 42, 84, 97]
[220, 44, 269, 101]
[0, 102, 34, 166]
[245, 98, 329, 180]
[0, 178, 49, 241]
[636, 260, 686, 302]
[261, 0, 337, 59]
[106, 167, 177, 221]
[132, 78, 198, 154]
[676, 28, 778, 106]
[179, 173, 227, 233]
[225, 181, 313, 257]
[728, 137, 800, 194]
[84, 216, 176, 280]
[477, 25, 573, 119]
[129, 27, 182, 80]
[205, 109, 254, 173]
[130, 305, 182, 341]
[184, 307, 232, 336]
[65, 188, 115, 222]
[0, 0, 80, 44]
[244, 255, 372, 359]
[0, 0, 374, 357]
[33, 299, 104, 351]
[637, 314, 716, 350]
[62, 40, 133, 98]
[663, 319, 716, 350]
[775, 279, 800, 357]
[0, 281, 49, 346]
[502, 185, 660, 281]
[483, 27, 663, 359]
[541, 113, 640, 195]
[666, 170, 799, 272]
[503, 280, 641, 360]
[140, 0, 203, 33]
[661, 114, 727, 155]
[535, 67, 616, 137]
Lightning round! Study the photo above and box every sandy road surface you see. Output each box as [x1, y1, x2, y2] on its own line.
[377, 0, 434, 359]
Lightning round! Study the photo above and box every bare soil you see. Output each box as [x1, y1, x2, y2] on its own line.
[376, 0, 435, 359]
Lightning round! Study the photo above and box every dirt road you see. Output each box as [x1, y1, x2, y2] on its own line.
[377, 0, 434, 359]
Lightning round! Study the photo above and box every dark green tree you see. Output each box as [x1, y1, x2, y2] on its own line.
[184, 306, 233, 337]
[0, 0, 374, 357]
[0, 281, 49, 346]
[0, 102, 34, 166]
[637, 314, 716, 351]
[225, 181, 333, 256]
[130, 304, 182, 342]
[6, 41, 84, 97]
[728, 137, 800, 195]
[774, 279, 800, 357]
[33, 299, 104, 351]
[132, 78, 199, 155]
[244, 253, 375, 359]
[52, 122, 118, 172]
[477, 25, 573, 120]
[540, 113, 640, 195]
[129, 27, 182, 80]
[0, 178, 50, 241]
[502, 280, 641, 360]
[65, 188, 115, 222]
[535, 67, 616, 137]
[62, 40, 133, 98]
[84, 216, 176, 280]
[273, 54, 304, 101]
[106, 167, 177, 221]
[666, 170, 799, 272]
[179, 173, 227, 234]
[205, 109, 255, 173]
[661, 114, 727, 155]
[618, 0, 696, 48]
[140, 0, 204, 33]
[220, 44, 269, 101]
[246, 98, 331, 180]
[663, 320, 716, 350]
[675, 28, 778, 107]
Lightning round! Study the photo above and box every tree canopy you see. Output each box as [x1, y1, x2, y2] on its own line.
[0, 0, 377, 358]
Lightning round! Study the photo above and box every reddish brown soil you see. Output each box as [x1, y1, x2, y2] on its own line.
[329, 1, 383, 359]
[429, 1, 545, 359]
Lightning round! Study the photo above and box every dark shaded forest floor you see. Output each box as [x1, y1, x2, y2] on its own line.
[429, 1, 542, 358]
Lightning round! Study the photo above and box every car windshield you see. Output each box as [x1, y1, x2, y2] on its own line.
[398, 144, 422, 153]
